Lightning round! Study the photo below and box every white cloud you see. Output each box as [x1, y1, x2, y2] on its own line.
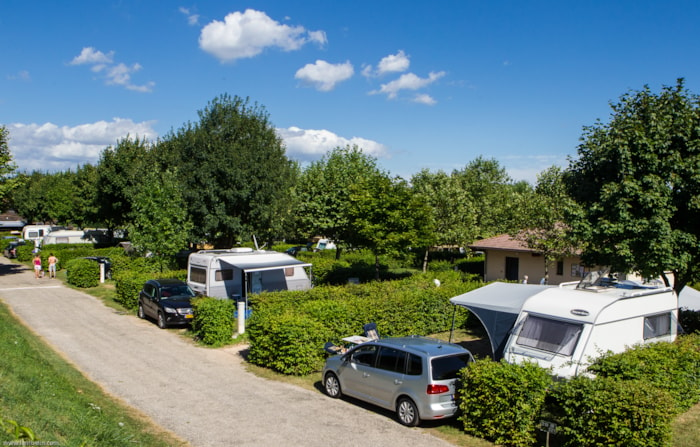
[370, 71, 445, 100]
[362, 50, 410, 78]
[199, 9, 326, 62]
[295, 60, 353, 92]
[277, 126, 389, 162]
[7, 70, 31, 81]
[7, 119, 158, 172]
[179, 7, 200, 26]
[412, 94, 437, 105]
[70, 47, 154, 92]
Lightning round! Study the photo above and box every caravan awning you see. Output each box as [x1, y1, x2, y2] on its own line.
[220, 255, 312, 273]
[450, 282, 553, 359]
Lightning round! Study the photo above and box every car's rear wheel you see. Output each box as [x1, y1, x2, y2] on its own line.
[397, 397, 419, 427]
[157, 312, 167, 329]
[137, 304, 145, 319]
[324, 372, 341, 398]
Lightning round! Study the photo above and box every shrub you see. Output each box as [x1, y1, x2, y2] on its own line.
[114, 270, 187, 311]
[679, 308, 700, 334]
[587, 334, 700, 413]
[548, 376, 674, 447]
[191, 297, 235, 346]
[16, 244, 34, 262]
[65, 258, 99, 288]
[458, 359, 553, 447]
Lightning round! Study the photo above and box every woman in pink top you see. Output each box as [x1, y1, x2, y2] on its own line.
[33, 254, 42, 279]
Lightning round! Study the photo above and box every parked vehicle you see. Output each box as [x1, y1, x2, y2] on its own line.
[314, 238, 336, 251]
[322, 336, 474, 426]
[42, 229, 97, 245]
[450, 270, 678, 378]
[285, 245, 311, 257]
[3, 239, 25, 258]
[138, 279, 196, 329]
[22, 225, 61, 248]
[187, 248, 312, 300]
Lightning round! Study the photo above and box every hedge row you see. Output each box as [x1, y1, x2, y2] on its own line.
[191, 297, 235, 346]
[458, 335, 700, 447]
[245, 271, 479, 375]
[114, 269, 187, 310]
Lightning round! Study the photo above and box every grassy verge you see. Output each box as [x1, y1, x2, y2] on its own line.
[0, 300, 189, 446]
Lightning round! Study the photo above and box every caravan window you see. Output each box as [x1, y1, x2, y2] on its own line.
[516, 315, 583, 356]
[215, 269, 233, 281]
[284, 267, 294, 277]
[644, 313, 672, 339]
[190, 267, 206, 284]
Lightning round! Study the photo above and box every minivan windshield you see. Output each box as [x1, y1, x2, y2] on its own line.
[431, 354, 472, 380]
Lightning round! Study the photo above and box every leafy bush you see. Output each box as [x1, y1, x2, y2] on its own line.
[16, 244, 34, 262]
[247, 272, 478, 375]
[114, 270, 187, 310]
[587, 334, 700, 413]
[65, 258, 99, 288]
[458, 359, 553, 447]
[191, 297, 235, 346]
[548, 376, 674, 447]
[679, 308, 700, 334]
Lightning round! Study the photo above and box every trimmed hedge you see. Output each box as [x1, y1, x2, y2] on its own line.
[246, 271, 478, 375]
[65, 258, 99, 288]
[191, 297, 235, 347]
[458, 360, 553, 447]
[548, 376, 674, 447]
[114, 269, 187, 310]
[587, 334, 700, 413]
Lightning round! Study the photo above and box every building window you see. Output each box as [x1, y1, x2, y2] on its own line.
[644, 313, 672, 340]
[556, 260, 564, 276]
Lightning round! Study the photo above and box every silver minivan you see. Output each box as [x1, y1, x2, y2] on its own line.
[322, 336, 473, 426]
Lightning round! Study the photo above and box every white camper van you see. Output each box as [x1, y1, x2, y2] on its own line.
[450, 271, 678, 378]
[187, 248, 312, 300]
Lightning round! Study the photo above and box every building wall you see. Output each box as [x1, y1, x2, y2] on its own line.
[484, 250, 592, 285]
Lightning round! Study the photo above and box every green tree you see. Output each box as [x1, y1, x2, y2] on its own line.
[564, 79, 700, 295]
[95, 137, 151, 231]
[12, 171, 49, 224]
[515, 166, 576, 281]
[411, 168, 476, 271]
[453, 156, 522, 239]
[347, 173, 433, 279]
[162, 95, 296, 247]
[127, 169, 192, 272]
[296, 145, 382, 258]
[0, 126, 24, 211]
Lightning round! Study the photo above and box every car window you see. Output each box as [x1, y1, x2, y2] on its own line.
[161, 285, 195, 298]
[431, 354, 472, 380]
[406, 353, 423, 376]
[376, 347, 407, 373]
[350, 345, 377, 367]
[143, 284, 155, 297]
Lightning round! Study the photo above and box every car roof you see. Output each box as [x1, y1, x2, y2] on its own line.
[149, 278, 187, 286]
[369, 336, 471, 357]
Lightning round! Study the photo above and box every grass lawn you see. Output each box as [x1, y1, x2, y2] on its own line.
[0, 299, 189, 446]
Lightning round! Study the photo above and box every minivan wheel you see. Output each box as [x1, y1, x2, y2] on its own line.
[137, 304, 145, 319]
[157, 312, 167, 329]
[397, 397, 419, 427]
[324, 372, 341, 398]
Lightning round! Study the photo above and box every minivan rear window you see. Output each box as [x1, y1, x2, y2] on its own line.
[431, 354, 471, 380]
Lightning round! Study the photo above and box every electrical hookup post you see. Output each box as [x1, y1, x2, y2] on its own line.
[539, 420, 557, 447]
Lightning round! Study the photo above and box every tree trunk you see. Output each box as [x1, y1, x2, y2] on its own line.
[375, 253, 380, 280]
[422, 248, 429, 273]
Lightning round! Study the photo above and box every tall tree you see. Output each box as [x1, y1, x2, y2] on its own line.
[295, 145, 382, 258]
[564, 79, 700, 295]
[95, 137, 151, 231]
[0, 126, 24, 211]
[162, 95, 296, 247]
[411, 168, 476, 271]
[347, 173, 434, 279]
[127, 169, 192, 271]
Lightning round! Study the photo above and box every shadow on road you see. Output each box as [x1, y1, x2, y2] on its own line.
[0, 261, 28, 276]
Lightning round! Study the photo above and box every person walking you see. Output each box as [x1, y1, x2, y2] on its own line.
[33, 254, 42, 279]
[48, 253, 58, 279]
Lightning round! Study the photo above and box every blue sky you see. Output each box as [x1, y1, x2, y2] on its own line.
[2, 1, 700, 183]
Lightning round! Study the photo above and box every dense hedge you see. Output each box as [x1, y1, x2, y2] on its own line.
[458, 360, 553, 447]
[548, 376, 674, 447]
[191, 297, 235, 346]
[680, 308, 700, 334]
[65, 258, 99, 288]
[246, 271, 478, 375]
[587, 334, 700, 413]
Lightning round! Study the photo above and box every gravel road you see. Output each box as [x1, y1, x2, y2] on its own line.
[0, 259, 453, 447]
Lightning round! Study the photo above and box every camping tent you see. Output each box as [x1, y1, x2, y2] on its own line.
[450, 282, 553, 359]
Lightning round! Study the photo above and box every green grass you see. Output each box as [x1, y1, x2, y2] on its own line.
[0, 300, 189, 446]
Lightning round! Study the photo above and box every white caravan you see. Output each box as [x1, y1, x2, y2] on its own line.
[23, 225, 61, 247]
[187, 248, 312, 300]
[450, 271, 678, 378]
[42, 229, 98, 245]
